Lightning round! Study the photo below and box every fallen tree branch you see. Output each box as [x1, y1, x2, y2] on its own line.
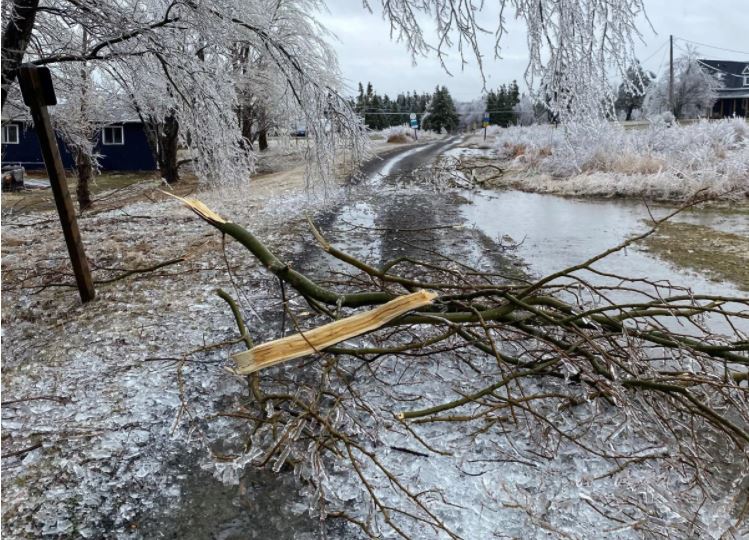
[232, 290, 438, 374]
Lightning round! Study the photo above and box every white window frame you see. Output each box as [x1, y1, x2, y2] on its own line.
[102, 125, 125, 145]
[2, 124, 20, 144]
[744, 75, 749, 87]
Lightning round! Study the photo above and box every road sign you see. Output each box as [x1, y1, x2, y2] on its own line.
[409, 112, 417, 120]
[410, 118, 418, 128]
[483, 111, 490, 127]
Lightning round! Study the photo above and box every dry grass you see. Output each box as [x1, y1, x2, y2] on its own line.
[386, 132, 413, 144]
[581, 152, 665, 175]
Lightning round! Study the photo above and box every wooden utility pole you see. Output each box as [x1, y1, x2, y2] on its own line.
[669, 34, 674, 115]
[18, 64, 95, 303]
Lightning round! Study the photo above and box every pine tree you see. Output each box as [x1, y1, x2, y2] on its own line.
[485, 90, 497, 125]
[615, 63, 652, 120]
[423, 86, 459, 132]
[356, 82, 365, 113]
[369, 94, 383, 129]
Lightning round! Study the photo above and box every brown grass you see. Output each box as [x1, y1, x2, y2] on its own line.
[387, 133, 412, 144]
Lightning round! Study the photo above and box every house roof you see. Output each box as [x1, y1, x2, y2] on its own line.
[2, 98, 145, 124]
[1, 101, 29, 122]
[699, 59, 749, 95]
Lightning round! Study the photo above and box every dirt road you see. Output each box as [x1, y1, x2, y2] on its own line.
[140, 136, 525, 539]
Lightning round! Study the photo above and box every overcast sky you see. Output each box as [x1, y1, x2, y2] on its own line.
[318, 0, 749, 101]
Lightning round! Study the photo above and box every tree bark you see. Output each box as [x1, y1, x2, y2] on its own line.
[258, 129, 268, 151]
[1, 0, 40, 108]
[74, 150, 93, 212]
[240, 104, 254, 149]
[158, 112, 180, 184]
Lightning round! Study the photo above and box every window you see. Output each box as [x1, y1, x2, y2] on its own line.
[102, 125, 124, 145]
[2, 124, 19, 144]
[744, 76, 749, 87]
[743, 66, 749, 87]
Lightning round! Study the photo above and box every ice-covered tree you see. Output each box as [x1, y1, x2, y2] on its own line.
[645, 49, 721, 119]
[513, 93, 545, 125]
[367, 0, 649, 121]
[53, 30, 102, 211]
[615, 62, 653, 121]
[456, 97, 486, 130]
[1, 0, 366, 188]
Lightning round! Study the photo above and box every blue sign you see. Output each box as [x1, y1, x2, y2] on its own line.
[410, 118, 418, 128]
[483, 112, 490, 122]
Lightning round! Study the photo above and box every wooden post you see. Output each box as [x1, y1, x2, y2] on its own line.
[18, 64, 95, 303]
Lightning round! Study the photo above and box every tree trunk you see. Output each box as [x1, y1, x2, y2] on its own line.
[626, 105, 634, 121]
[158, 112, 180, 184]
[258, 129, 268, 151]
[75, 150, 93, 212]
[240, 104, 254, 150]
[1, 0, 40, 108]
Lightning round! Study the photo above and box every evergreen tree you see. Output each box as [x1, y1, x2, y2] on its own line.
[354, 82, 434, 129]
[615, 62, 653, 120]
[355, 82, 365, 114]
[369, 93, 383, 129]
[485, 90, 497, 124]
[485, 81, 521, 127]
[423, 86, 459, 132]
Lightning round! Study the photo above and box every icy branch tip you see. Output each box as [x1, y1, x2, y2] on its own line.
[160, 190, 227, 225]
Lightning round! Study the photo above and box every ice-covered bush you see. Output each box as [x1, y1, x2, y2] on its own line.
[491, 118, 749, 199]
[369, 125, 444, 143]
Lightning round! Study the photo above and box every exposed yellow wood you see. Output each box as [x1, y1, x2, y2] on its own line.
[160, 191, 227, 225]
[232, 290, 438, 374]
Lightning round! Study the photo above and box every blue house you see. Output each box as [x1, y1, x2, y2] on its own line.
[1, 118, 157, 172]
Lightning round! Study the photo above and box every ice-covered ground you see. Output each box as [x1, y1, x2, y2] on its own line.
[0, 180, 349, 537]
[466, 118, 749, 200]
[2, 141, 747, 539]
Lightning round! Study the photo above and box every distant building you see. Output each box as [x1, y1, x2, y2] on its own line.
[699, 59, 749, 118]
[1, 109, 157, 172]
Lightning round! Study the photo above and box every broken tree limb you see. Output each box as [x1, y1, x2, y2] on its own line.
[165, 192, 394, 308]
[232, 290, 438, 374]
[167, 194, 749, 365]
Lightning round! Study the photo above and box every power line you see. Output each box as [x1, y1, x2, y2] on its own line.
[361, 109, 519, 116]
[674, 36, 749, 57]
[670, 42, 746, 81]
[639, 39, 669, 67]
[696, 59, 746, 80]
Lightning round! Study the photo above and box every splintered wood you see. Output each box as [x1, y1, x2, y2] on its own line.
[232, 290, 438, 374]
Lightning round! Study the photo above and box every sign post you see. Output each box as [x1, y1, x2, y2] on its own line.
[409, 113, 418, 141]
[18, 64, 96, 303]
[483, 111, 490, 141]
